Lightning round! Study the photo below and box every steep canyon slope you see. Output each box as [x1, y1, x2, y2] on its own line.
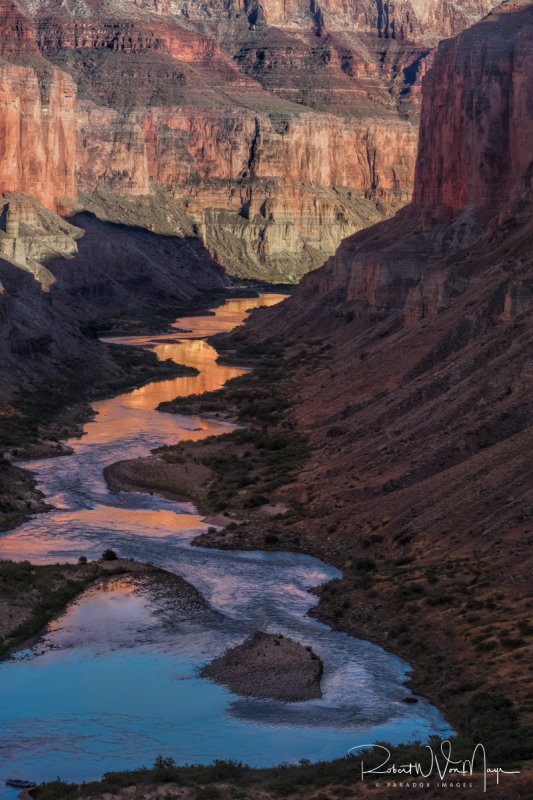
[236, 0, 533, 731]
[0, 0, 494, 279]
[0, 199, 226, 427]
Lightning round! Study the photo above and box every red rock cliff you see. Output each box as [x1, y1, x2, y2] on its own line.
[0, 62, 76, 212]
[412, 1, 533, 218]
[254, 1, 532, 321]
[0, 0, 496, 278]
[0, 0, 76, 212]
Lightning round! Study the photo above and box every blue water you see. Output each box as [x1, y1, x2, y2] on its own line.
[0, 296, 452, 795]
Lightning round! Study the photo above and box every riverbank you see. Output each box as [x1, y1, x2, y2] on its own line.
[201, 631, 323, 702]
[0, 344, 201, 531]
[0, 558, 215, 660]
[103, 338, 318, 525]
[102, 327, 533, 777]
[29, 751, 533, 800]
[0, 286, 290, 532]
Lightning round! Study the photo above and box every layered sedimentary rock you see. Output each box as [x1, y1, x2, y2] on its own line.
[74, 103, 416, 280]
[0, 0, 495, 279]
[0, 198, 81, 288]
[236, 1, 533, 722]
[0, 62, 76, 213]
[254, 1, 533, 324]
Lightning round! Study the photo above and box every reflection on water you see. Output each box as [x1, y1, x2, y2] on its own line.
[102, 294, 282, 411]
[105, 339, 244, 412]
[0, 293, 452, 795]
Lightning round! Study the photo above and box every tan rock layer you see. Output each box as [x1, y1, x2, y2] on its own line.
[0, 0, 496, 278]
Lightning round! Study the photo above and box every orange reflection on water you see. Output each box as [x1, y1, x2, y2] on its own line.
[60, 506, 207, 533]
[101, 294, 288, 413]
[0, 507, 209, 565]
[171, 294, 288, 339]
[121, 340, 244, 410]
[88, 293, 287, 446]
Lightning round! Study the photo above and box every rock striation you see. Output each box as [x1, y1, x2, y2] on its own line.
[236, 1, 533, 726]
[252, 1, 533, 324]
[0, 0, 495, 279]
[0, 62, 76, 213]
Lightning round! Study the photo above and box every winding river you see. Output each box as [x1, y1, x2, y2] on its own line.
[0, 295, 452, 795]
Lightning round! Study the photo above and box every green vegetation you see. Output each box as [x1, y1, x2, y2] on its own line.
[31, 721, 532, 800]
[0, 560, 127, 658]
[157, 427, 309, 515]
[155, 337, 326, 516]
[0, 386, 91, 451]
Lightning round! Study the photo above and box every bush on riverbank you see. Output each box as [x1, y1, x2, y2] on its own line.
[155, 339, 316, 516]
[31, 730, 530, 800]
[0, 560, 128, 658]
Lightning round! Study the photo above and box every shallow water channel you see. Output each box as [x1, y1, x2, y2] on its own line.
[0, 294, 452, 794]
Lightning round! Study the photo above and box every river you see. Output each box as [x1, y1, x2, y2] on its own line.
[0, 294, 452, 795]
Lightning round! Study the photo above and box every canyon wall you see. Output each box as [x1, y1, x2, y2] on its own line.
[238, 6, 533, 720]
[0, 62, 76, 213]
[0, 206, 226, 396]
[253, 0, 533, 325]
[0, 0, 495, 279]
[412, 2, 533, 217]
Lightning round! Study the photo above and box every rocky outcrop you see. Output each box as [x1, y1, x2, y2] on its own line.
[412, 2, 533, 218]
[0, 205, 226, 397]
[201, 632, 323, 701]
[0, 62, 76, 213]
[0, 0, 39, 56]
[250, 1, 533, 323]
[0, 0, 495, 280]
[0, 199, 81, 288]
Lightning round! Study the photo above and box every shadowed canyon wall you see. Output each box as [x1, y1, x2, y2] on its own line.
[0, 205, 226, 396]
[238, 2, 533, 718]
[0, 0, 495, 280]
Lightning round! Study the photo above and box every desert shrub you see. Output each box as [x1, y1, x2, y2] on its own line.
[353, 557, 377, 572]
